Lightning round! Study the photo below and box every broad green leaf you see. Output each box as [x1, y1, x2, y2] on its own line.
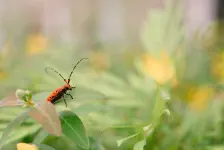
[28, 100, 62, 136]
[133, 140, 146, 150]
[59, 111, 89, 149]
[0, 110, 29, 148]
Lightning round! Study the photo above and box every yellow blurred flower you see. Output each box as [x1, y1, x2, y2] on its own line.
[188, 85, 214, 111]
[90, 51, 110, 72]
[1, 42, 10, 57]
[17, 143, 38, 150]
[0, 71, 7, 80]
[26, 33, 48, 56]
[143, 50, 176, 85]
[211, 51, 224, 82]
[0, 42, 9, 80]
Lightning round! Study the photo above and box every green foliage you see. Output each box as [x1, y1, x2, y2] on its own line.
[133, 140, 146, 150]
[32, 129, 48, 145]
[59, 111, 89, 149]
[141, 0, 184, 56]
[0, 110, 29, 148]
[77, 137, 105, 150]
[0, 91, 94, 149]
[0, 0, 223, 149]
[37, 144, 56, 150]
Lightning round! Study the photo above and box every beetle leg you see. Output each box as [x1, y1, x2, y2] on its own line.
[65, 93, 73, 99]
[71, 87, 76, 99]
[62, 96, 67, 107]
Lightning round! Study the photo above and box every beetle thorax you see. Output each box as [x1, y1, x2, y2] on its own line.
[64, 83, 72, 90]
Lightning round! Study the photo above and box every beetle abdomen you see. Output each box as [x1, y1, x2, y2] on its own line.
[47, 86, 66, 103]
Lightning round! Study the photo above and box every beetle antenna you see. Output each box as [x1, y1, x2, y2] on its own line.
[68, 58, 88, 83]
[45, 67, 66, 82]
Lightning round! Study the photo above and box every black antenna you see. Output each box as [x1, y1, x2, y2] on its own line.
[68, 58, 88, 83]
[45, 67, 66, 82]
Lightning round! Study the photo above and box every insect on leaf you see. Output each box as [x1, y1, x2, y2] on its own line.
[28, 100, 62, 136]
[0, 110, 29, 148]
[59, 111, 89, 149]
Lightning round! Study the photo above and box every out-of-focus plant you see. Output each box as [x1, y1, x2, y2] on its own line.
[0, 0, 223, 149]
[140, 0, 185, 89]
[0, 89, 60, 149]
[211, 50, 224, 83]
[89, 50, 110, 73]
[26, 32, 48, 56]
[142, 50, 177, 85]
[138, 0, 224, 149]
[141, 0, 184, 57]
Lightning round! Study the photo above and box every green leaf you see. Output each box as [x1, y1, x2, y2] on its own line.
[88, 137, 105, 150]
[41, 135, 77, 150]
[133, 140, 146, 150]
[152, 88, 166, 124]
[77, 137, 105, 150]
[59, 111, 89, 149]
[37, 144, 56, 150]
[140, 0, 184, 56]
[33, 129, 49, 145]
[0, 110, 29, 148]
[206, 145, 224, 150]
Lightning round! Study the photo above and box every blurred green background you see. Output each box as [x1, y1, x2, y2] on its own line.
[0, 0, 224, 149]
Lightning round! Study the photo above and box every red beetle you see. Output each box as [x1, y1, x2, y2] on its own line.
[45, 58, 88, 107]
